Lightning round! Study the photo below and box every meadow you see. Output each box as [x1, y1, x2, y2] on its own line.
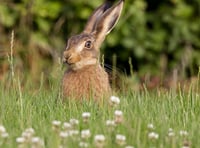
[0, 68, 200, 148]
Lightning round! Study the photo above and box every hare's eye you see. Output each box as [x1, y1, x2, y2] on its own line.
[85, 40, 92, 49]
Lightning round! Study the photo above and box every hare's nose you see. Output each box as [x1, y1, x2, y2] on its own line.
[63, 51, 72, 63]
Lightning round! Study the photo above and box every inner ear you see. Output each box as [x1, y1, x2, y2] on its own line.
[83, 1, 112, 34]
[106, 14, 119, 34]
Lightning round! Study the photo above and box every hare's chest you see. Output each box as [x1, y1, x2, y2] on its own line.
[62, 67, 111, 99]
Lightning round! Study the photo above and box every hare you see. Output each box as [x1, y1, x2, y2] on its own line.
[62, 0, 124, 101]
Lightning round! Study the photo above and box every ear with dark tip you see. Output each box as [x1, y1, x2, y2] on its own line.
[94, 0, 124, 46]
[83, 1, 113, 33]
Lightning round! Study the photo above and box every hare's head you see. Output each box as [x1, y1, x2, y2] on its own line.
[63, 0, 124, 70]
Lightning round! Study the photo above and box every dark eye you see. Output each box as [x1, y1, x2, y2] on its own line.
[85, 40, 92, 49]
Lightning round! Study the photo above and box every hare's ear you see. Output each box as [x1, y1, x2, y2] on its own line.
[94, 0, 124, 46]
[83, 1, 112, 33]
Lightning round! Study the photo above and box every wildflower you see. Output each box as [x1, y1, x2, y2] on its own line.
[116, 134, 126, 146]
[81, 129, 91, 139]
[148, 132, 159, 140]
[168, 128, 175, 137]
[125, 146, 134, 148]
[63, 122, 72, 131]
[79, 141, 89, 147]
[179, 130, 188, 136]
[94, 134, 105, 148]
[16, 137, 26, 144]
[182, 140, 190, 148]
[69, 119, 79, 128]
[31, 137, 44, 147]
[109, 96, 120, 106]
[147, 123, 154, 130]
[168, 131, 175, 137]
[106, 120, 116, 127]
[1, 132, 9, 138]
[22, 128, 35, 142]
[68, 130, 79, 137]
[59, 131, 69, 138]
[52, 120, 61, 131]
[82, 112, 91, 123]
[114, 110, 123, 124]
[0, 125, 6, 133]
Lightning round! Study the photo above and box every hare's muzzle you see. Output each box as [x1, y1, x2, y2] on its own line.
[63, 50, 81, 65]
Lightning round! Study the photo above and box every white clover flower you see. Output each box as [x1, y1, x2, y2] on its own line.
[22, 128, 35, 141]
[52, 120, 61, 127]
[81, 129, 91, 139]
[82, 112, 91, 123]
[148, 132, 159, 139]
[16, 137, 26, 144]
[147, 123, 154, 130]
[182, 140, 190, 148]
[125, 146, 134, 148]
[168, 128, 175, 137]
[52, 120, 62, 131]
[63, 122, 72, 131]
[179, 130, 188, 136]
[25, 128, 35, 134]
[182, 146, 190, 148]
[82, 112, 91, 118]
[109, 96, 120, 106]
[116, 134, 126, 146]
[94, 134, 106, 148]
[59, 131, 69, 138]
[79, 141, 89, 147]
[168, 131, 175, 137]
[31, 137, 40, 143]
[31, 137, 44, 147]
[0, 125, 6, 133]
[114, 110, 123, 124]
[69, 119, 79, 127]
[1, 132, 9, 138]
[106, 120, 116, 127]
[94, 134, 105, 141]
[114, 110, 123, 116]
[68, 130, 79, 137]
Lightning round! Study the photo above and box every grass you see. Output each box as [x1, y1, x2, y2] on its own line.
[0, 31, 199, 147]
[0, 74, 200, 148]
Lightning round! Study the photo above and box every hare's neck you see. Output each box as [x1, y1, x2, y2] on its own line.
[71, 58, 98, 70]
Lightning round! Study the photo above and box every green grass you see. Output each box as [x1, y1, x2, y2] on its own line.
[0, 76, 200, 148]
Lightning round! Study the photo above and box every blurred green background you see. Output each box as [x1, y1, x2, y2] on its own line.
[0, 0, 200, 89]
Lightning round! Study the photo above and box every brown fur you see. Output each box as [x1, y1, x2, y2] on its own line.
[61, 0, 124, 101]
[62, 64, 111, 100]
